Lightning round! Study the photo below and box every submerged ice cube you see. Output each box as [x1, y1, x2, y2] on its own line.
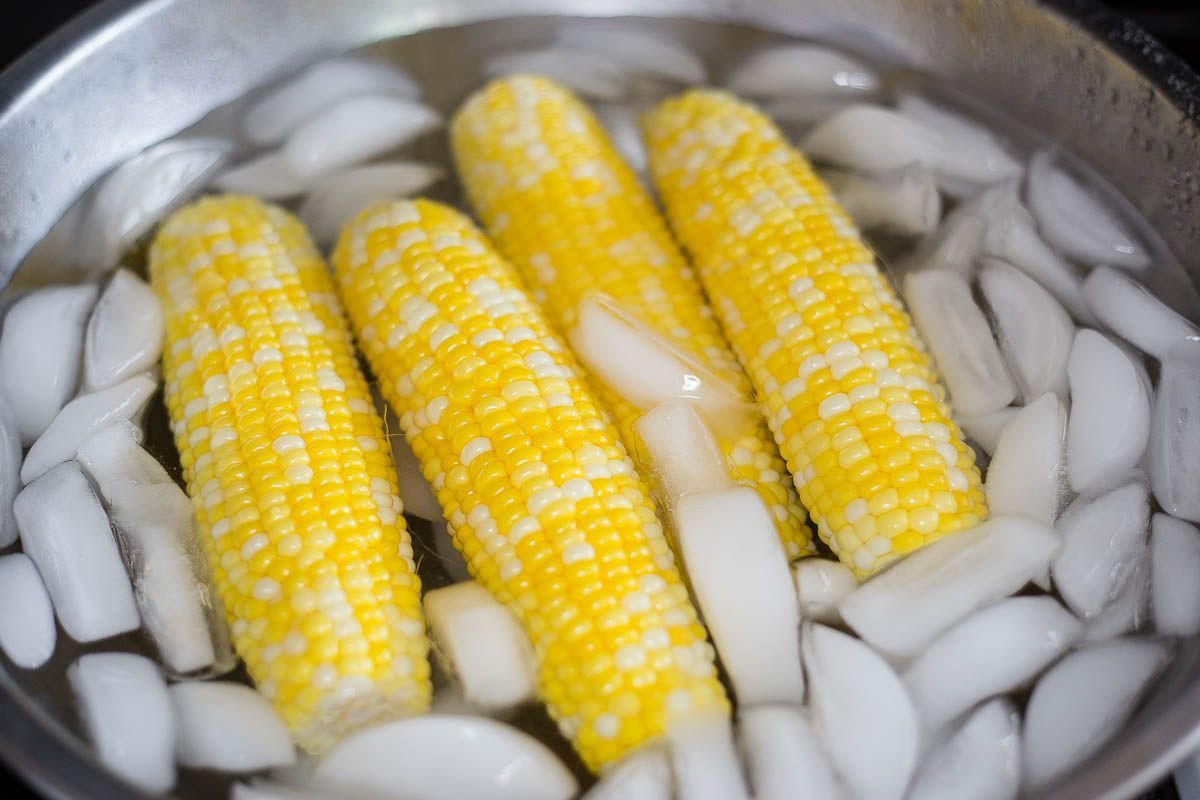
[243, 57, 421, 146]
[839, 515, 1060, 659]
[70, 652, 176, 793]
[979, 259, 1074, 402]
[1022, 638, 1169, 789]
[895, 94, 1022, 197]
[14, 461, 139, 642]
[823, 164, 941, 236]
[83, 269, 165, 391]
[582, 747, 672, 800]
[1025, 149, 1150, 271]
[0, 554, 56, 669]
[172, 681, 296, 772]
[904, 268, 1016, 416]
[1149, 339, 1200, 522]
[792, 558, 858, 625]
[485, 48, 628, 100]
[903, 596, 1082, 732]
[1066, 330, 1151, 494]
[739, 705, 843, 800]
[956, 406, 1019, 457]
[557, 25, 706, 86]
[299, 161, 444, 247]
[803, 624, 918, 800]
[633, 401, 733, 512]
[669, 715, 752, 800]
[906, 699, 1021, 800]
[1082, 267, 1199, 361]
[1150, 513, 1200, 637]
[0, 399, 20, 546]
[0, 284, 97, 445]
[727, 44, 878, 98]
[1052, 480, 1150, 620]
[984, 393, 1068, 527]
[77, 422, 234, 677]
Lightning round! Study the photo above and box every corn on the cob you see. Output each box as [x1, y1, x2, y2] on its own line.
[643, 90, 987, 577]
[332, 198, 728, 770]
[150, 195, 430, 751]
[451, 75, 812, 558]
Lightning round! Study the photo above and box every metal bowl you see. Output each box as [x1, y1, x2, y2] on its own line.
[2, 1, 1200, 798]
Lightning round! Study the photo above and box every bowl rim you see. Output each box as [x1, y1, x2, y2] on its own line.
[2, 1, 1200, 798]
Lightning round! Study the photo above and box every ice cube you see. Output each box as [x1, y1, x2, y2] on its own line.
[895, 94, 1022, 197]
[1150, 340, 1200, 522]
[903, 269, 1016, 416]
[83, 269, 165, 391]
[1085, 554, 1150, 641]
[20, 373, 157, 483]
[979, 259, 1074, 402]
[1022, 638, 1169, 789]
[984, 393, 1068, 527]
[823, 164, 941, 236]
[80, 138, 232, 271]
[214, 151, 312, 200]
[907, 699, 1021, 800]
[557, 25, 706, 85]
[1082, 267, 1199, 361]
[668, 714, 752, 800]
[424, 582, 536, 710]
[243, 58, 421, 146]
[903, 596, 1082, 732]
[582, 747, 672, 800]
[803, 623, 919, 800]
[299, 162, 444, 247]
[982, 201, 1096, 325]
[897, 182, 1013, 278]
[485, 48, 628, 100]
[739, 705, 843, 800]
[0, 399, 20, 546]
[14, 462, 139, 642]
[1150, 514, 1200, 636]
[839, 515, 1060, 659]
[172, 681, 296, 771]
[956, 406, 1019, 457]
[802, 105, 945, 176]
[568, 296, 752, 438]
[1052, 480, 1150, 619]
[762, 95, 860, 135]
[315, 715, 577, 800]
[675, 487, 805, 704]
[78, 422, 234, 677]
[69, 652, 176, 793]
[0, 554, 55, 669]
[283, 95, 443, 181]
[726, 44, 879, 98]
[0, 284, 97, 445]
[1025, 150, 1150, 271]
[791, 558, 857, 625]
[1066, 330, 1151, 494]
[632, 402, 733, 511]
[595, 103, 649, 175]
[391, 435, 441, 523]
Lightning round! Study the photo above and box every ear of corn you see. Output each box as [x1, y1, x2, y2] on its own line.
[643, 90, 987, 577]
[149, 195, 431, 752]
[331, 198, 728, 770]
[450, 75, 813, 559]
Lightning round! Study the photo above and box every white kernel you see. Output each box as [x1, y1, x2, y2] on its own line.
[428, 323, 459, 351]
[948, 468, 969, 492]
[667, 689, 693, 714]
[252, 347, 282, 365]
[333, 618, 362, 638]
[460, 437, 492, 466]
[876, 369, 902, 387]
[853, 549, 874, 570]
[219, 325, 245, 345]
[241, 534, 269, 560]
[253, 578, 282, 601]
[561, 478, 594, 501]
[894, 421, 925, 437]
[527, 487, 563, 515]
[818, 393, 851, 420]
[563, 543, 595, 565]
[509, 516, 540, 543]
[546, 393, 572, 408]
[844, 499, 869, 523]
[272, 435, 305, 455]
[426, 397, 449, 424]
[471, 329, 503, 349]
[935, 442, 960, 466]
[787, 276, 814, 297]
[925, 422, 951, 442]
[781, 378, 806, 401]
[849, 384, 880, 403]
[642, 628, 670, 650]
[887, 402, 921, 422]
[504, 326, 536, 344]
[313, 665, 338, 689]
[278, 535, 303, 557]
[862, 349, 889, 369]
[211, 519, 231, 540]
[829, 356, 862, 380]
[285, 464, 313, 484]
[775, 313, 803, 337]
[615, 645, 646, 670]
[798, 355, 827, 380]
[594, 714, 620, 740]
[501, 381, 538, 402]
[357, 436, 379, 452]
[825, 341, 859, 361]
[639, 574, 668, 595]
[499, 560, 523, 581]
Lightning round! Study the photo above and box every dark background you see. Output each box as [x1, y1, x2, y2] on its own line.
[1, 0, 1198, 799]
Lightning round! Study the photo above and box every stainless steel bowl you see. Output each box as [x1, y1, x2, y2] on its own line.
[2, 1, 1200, 798]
